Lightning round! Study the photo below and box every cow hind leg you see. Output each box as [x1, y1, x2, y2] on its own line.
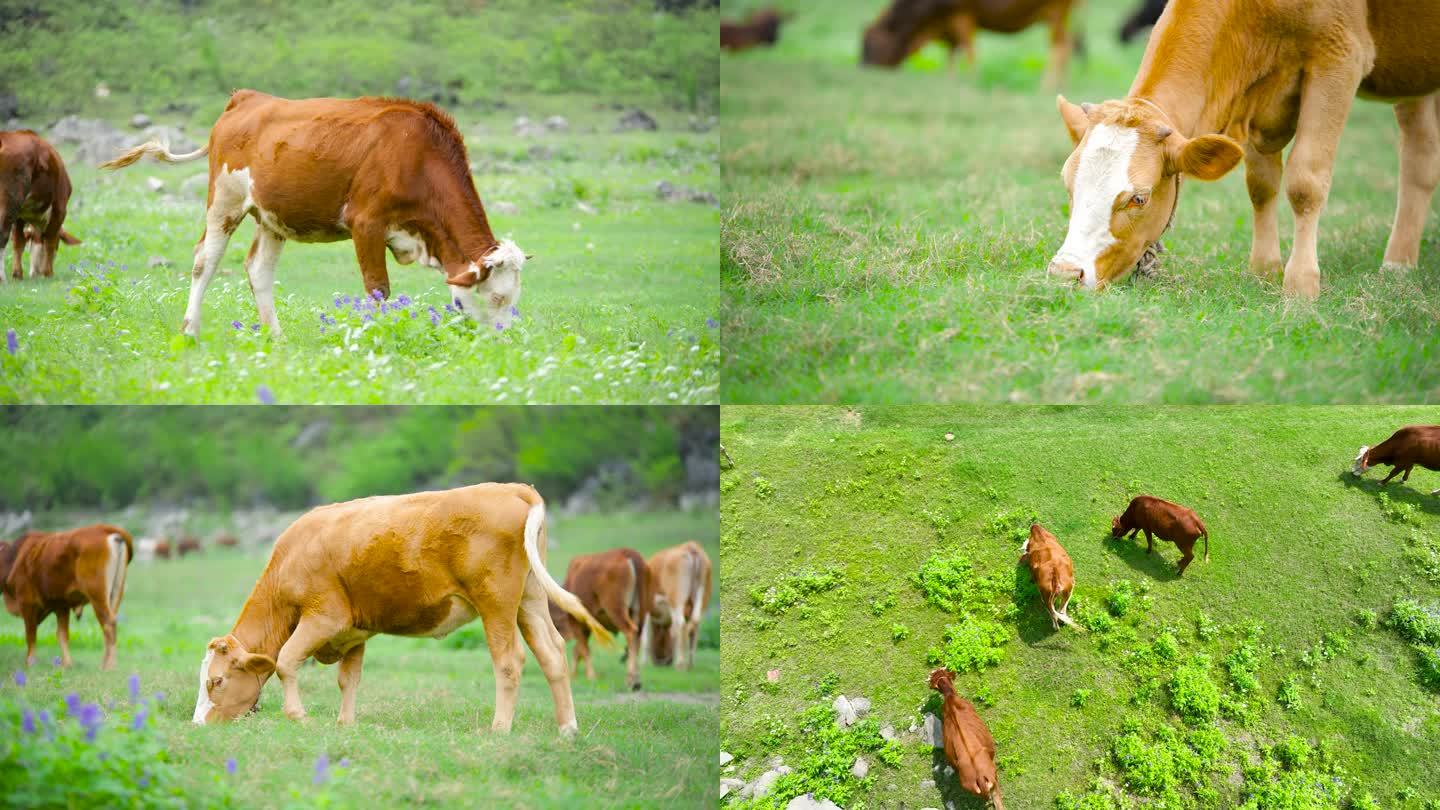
[477, 607, 523, 733]
[1176, 542, 1195, 576]
[9, 221, 22, 280]
[1042, 6, 1071, 90]
[347, 218, 393, 301]
[669, 606, 687, 670]
[1383, 93, 1440, 269]
[55, 609, 72, 667]
[599, 590, 642, 690]
[22, 612, 38, 668]
[336, 643, 365, 726]
[246, 227, 286, 335]
[88, 598, 118, 671]
[518, 573, 579, 735]
[183, 173, 250, 336]
[575, 629, 596, 681]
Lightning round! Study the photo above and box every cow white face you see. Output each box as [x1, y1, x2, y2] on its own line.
[193, 635, 274, 724]
[1051, 96, 1242, 289]
[1351, 446, 1371, 477]
[449, 240, 527, 331]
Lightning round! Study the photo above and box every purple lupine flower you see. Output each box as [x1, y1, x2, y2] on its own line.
[370, 289, 383, 301]
[231, 320, 243, 330]
[12, 671, 24, 687]
[510, 305, 519, 317]
[251, 324, 260, 333]
[313, 753, 330, 785]
[361, 314, 373, 323]
[706, 317, 718, 329]
[444, 302, 455, 313]
[320, 327, 327, 335]
[51, 656, 61, 667]
[495, 322, 505, 331]
[21, 709, 35, 734]
[225, 758, 237, 775]
[64, 693, 80, 716]
[338, 758, 350, 769]
[256, 385, 276, 405]
[137, 775, 150, 788]
[128, 674, 141, 702]
[429, 307, 441, 325]
[334, 296, 344, 308]
[131, 710, 147, 731]
[379, 302, 389, 314]
[666, 327, 675, 337]
[38, 709, 51, 729]
[77, 703, 102, 742]
[454, 297, 464, 311]
[5, 329, 17, 355]
[395, 294, 411, 307]
[153, 692, 165, 703]
[408, 310, 416, 320]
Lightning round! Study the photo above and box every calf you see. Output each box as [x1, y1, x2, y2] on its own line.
[192, 483, 610, 733]
[721, 9, 785, 51]
[1, 130, 81, 280]
[101, 90, 527, 337]
[643, 541, 712, 669]
[928, 668, 1005, 810]
[1112, 495, 1209, 576]
[0, 525, 131, 669]
[862, 0, 1077, 88]
[1352, 425, 1440, 495]
[1020, 523, 1078, 630]
[549, 547, 651, 690]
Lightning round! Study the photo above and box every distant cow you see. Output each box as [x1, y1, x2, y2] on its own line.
[1020, 523, 1078, 630]
[0, 525, 132, 669]
[643, 541, 712, 669]
[192, 483, 610, 731]
[862, 0, 1077, 87]
[721, 9, 785, 51]
[101, 90, 527, 337]
[1112, 495, 1209, 576]
[550, 547, 651, 690]
[152, 539, 173, 560]
[214, 533, 239, 549]
[1118, 0, 1165, 42]
[1, 130, 81, 280]
[176, 536, 203, 557]
[1353, 425, 1440, 495]
[929, 667, 1005, 809]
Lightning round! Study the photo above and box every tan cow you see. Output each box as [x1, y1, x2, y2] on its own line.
[548, 547, 652, 690]
[101, 90, 527, 337]
[0, 525, 131, 669]
[191, 483, 611, 735]
[1020, 523, 1079, 630]
[1051, 0, 1440, 298]
[642, 541, 712, 670]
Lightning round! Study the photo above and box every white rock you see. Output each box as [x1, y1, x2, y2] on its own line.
[544, 115, 568, 132]
[850, 696, 871, 717]
[719, 751, 733, 767]
[851, 756, 869, 779]
[833, 694, 857, 727]
[147, 256, 172, 269]
[922, 712, 944, 748]
[130, 113, 151, 129]
[880, 723, 897, 741]
[720, 778, 745, 799]
[146, 177, 164, 193]
[492, 201, 520, 216]
[576, 201, 598, 215]
[785, 795, 841, 810]
[749, 766, 790, 799]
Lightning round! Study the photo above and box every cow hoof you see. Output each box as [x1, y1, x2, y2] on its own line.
[284, 709, 308, 723]
[558, 722, 579, 738]
[629, 682, 642, 692]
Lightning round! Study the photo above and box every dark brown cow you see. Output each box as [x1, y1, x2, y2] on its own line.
[721, 9, 785, 51]
[929, 668, 1005, 809]
[0, 525, 132, 669]
[1020, 523, 1079, 630]
[176, 536, 203, 558]
[1, 130, 81, 280]
[100, 90, 527, 337]
[549, 548, 651, 690]
[1353, 425, 1440, 494]
[153, 539, 173, 560]
[862, 0, 1077, 87]
[1112, 495, 1209, 576]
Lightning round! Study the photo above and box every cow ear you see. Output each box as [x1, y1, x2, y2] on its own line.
[1167, 133, 1243, 181]
[236, 652, 275, 676]
[445, 265, 488, 287]
[1057, 95, 1091, 145]
[207, 637, 229, 655]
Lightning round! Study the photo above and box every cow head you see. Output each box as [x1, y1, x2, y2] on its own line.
[1351, 446, 1371, 477]
[1110, 515, 1126, 537]
[860, 21, 906, 66]
[1051, 96, 1243, 289]
[648, 595, 676, 665]
[446, 239, 528, 331]
[193, 635, 274, 724]
[927, 666, 955, 692]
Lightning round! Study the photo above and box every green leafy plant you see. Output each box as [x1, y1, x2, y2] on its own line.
[925, 619, 1012, 673]
[890, 623, 909, 643]
[1168, 654, 1220, 726]
[754, 477, 777, 499]
[749, 567, 844, 615]
[1387, 599, 1440, 645]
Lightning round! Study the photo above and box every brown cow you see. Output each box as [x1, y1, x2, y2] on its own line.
[862, 0, 1077, 88]
[929, 668, 1005, 809]
[643, 541, 712, 669]
[100, 90, 527, 337]
[191, 483, 611, 732]
[214, 533, 239, 549]
[1111, 495, 1209, 576]
[1, 130, 81, 280]
[1051, 0, 1440, 298]
[1352, 425, 1440, 494]
[549, 547, 651, 690]
[1020, 523, 1079, 630]
[721, 9, 785, 52]
[0, 525, 132, 669]
[152, 539, 173, 560]
[176, 536, 202, 558]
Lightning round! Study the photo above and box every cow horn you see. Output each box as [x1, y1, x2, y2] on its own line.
[1080, 102, 1095, 115]
[1155, 125, 1172, 140]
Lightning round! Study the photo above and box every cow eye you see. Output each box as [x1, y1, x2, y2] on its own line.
[208, 676, 222, 690]
[1127, 192, 1149, 209]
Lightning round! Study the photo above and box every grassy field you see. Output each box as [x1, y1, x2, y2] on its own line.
[1, 509, 719, 808]
[720, 0, 1440, 403]
[720, 406, 1440, 808]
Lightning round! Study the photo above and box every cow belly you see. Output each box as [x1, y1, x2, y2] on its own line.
[394, 595, 478, 639]
[255, 206, 349, 243]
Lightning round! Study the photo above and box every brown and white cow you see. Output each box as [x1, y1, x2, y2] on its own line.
[1112, 495, 1209, 576]
[1, 130, 81, 280]
[101, 90, 527, 337]
[862, 0, 1077, 87]
[642, 540, 712, 670]
[1020, 523, 1078, 630]
[721, 9, 785, 52]
[548, 547, 651, 690]
[1352, 425, 1440, 494]
[1051, 0, 1440, 297]
[192, 483, 610, 734]
[929, 667, 1005, 810]
[0, 525, 131, 669]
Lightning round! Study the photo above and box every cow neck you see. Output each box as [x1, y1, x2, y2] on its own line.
[421, 161, 499, 270]
[229, 574, 293, 662]
[1127, 12, 1240, 140]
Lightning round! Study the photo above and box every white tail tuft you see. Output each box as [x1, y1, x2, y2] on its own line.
[687, 549, 706, 625]
[522, 500, 613, 646]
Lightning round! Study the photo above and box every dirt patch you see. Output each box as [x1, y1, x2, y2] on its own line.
[839, 409, 862, 428]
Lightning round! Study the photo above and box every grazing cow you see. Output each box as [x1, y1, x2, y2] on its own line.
[176, 536, 203, 558]
[0, 525, 131, 669]
[151, 539, 173, 560]
[1118, 0, 1166, 43]
[862, 0, 1078, 88]
[1111, 495, 1209, 576]
[1, 130, 81, 280]
[928, 668, 1005, 809]
[100, 90, 528, 337]
[1051, 0, 1440, 298]
[1352, 425, 1440, 494]
[214, 533, 239, 549]
[1020, 523, 1078, 630]
[549, 547, 651, 690]
[191, 483, 610, 732]
[721, 9, 785, 51]
[642, 541, 712, 669]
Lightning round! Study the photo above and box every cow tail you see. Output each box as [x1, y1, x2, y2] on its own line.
[105, 531, 130, 617]
[521, 495, 614, 647]
[687, 545, 706, 625]
[58, 229, 81, 246]
[99, 140, 208, 171]
[1202, 525, 1210, 563]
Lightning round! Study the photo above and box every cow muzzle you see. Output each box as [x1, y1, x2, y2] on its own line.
[1047, 256, 1094, 289]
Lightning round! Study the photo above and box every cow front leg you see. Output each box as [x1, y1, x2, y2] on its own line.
[246, 227, 286, 336]
[575, 631, 596, 681]
[55, 609, 72, 667]
[1402, 466, 1413, 482]
[8, 221, 22, 280]
[184, 204, 243, 337]
[34, 233, 58, 278]
[348, 219, 393, 301]
[275, 615, 342, 722]
[1245, 141, 1285, 278]
[1379, 466, 1403, 486]
[336, 642, 365, 726]
[1144, 530, 1154, 553]
[1042, 6, 1071, 90]
[22, 612, 38, 668]
[670, 607, 688, 670]
[1383, 94, 1440, 269]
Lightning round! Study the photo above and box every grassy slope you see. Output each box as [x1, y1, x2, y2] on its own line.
[720, 406, 1440, 807]
[0, 99, 719, 404]
[720, 0, 1440, 403]
[0, 510, 719, 808]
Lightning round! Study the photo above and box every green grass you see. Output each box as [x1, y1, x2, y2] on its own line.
[720, 0, 1440, 403]
[1, 509, 718, 807]
[720, 406, 1440, 808]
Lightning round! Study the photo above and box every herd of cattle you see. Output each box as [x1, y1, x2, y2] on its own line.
[1, 90, 526, 335]
[916, 424, 1437, 808]
[0, 483, 712, 736]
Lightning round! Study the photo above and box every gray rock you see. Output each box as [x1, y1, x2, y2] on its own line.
[544, 115, 568, 132]
[513, 116, 547, 137]
[748, 766, 791, 799]
[576, 201, 598, 215]
[922, 712, 944, 748]
[720, 778, 745, 799]
[492, 201, 520, 216]
[688, 114, 717, 133]
[147, 256, 172, 269]
[655, 180, 718, 207]
[920, 780, 936, 789]
[143, 124, 198, 154]
[719, 751, 733, 767]
[851, 757, 869, 779]
[527, 144, 554, 161]
[180, 173, 209, 198]
[130, 113, 151, 129]
[146, 177, 165, 193]
[616, 108, 658, 132]
[785, 795, 841, 810]
[833, 694, 857, 727]
[49, 116, 140, 166]
[0, 93, 18, 121]
[850, 696, 871, 718]
[880, 724, 897, 741]
[768, 755, 786, 769]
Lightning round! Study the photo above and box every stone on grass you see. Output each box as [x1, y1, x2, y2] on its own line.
[785, 795, 841, 810]
[851, 756, 869, 779]
[615, 108, 658, 132]
[720, 778, 745, 799]
[147, 256, 172, 269]
[146, 177, 164, 193]
[880, 723, 897, 741]
[720, 751, 733, 767]
[544, 115, 568, 132]
[748, 766, 791, 799]
[130, 113, 151, 129]
[833, 694, 856, 727]
[922, 712, 944, 748]
[850, 696, 871, 718]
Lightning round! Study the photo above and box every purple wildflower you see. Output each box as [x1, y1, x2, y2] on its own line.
[313, 753, 330, 785]
[454, 297, 464, 312]
[128, 673, 141, 702]
[706, 317, 718, 329]
[77, 703, 102, 742]
[251, 323, 260, 333]
[51, 656, 61, 667]
[379, 302, 389, 314]
[38, 709, 51, 728]
[153, 692, 165, 703]
[444, 302, 455, 313]
[666, 327, 675, 337]
[231, 320, 243, 330]
[395, 294, 411, 307]
[11, 671, 24, 687]
[225, 758, 237, 775]
[338, 758, 350, 769]
[137, 775, 150, 789]
[256, 385, 276, 405]
[21, 709, 35, 734]
[5, 328, 17, 355]
[361, 314, 373, 323]
[408, 310, 416, 320]
[64, 693, 80, 716]
[495, 322, 505, 331]
[131, 710, 147, 731]
[342, 294, 352, 305]
[333, 296, 343, 308]
[370, 288, 383, 301]
[510, 305, 519, 317]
